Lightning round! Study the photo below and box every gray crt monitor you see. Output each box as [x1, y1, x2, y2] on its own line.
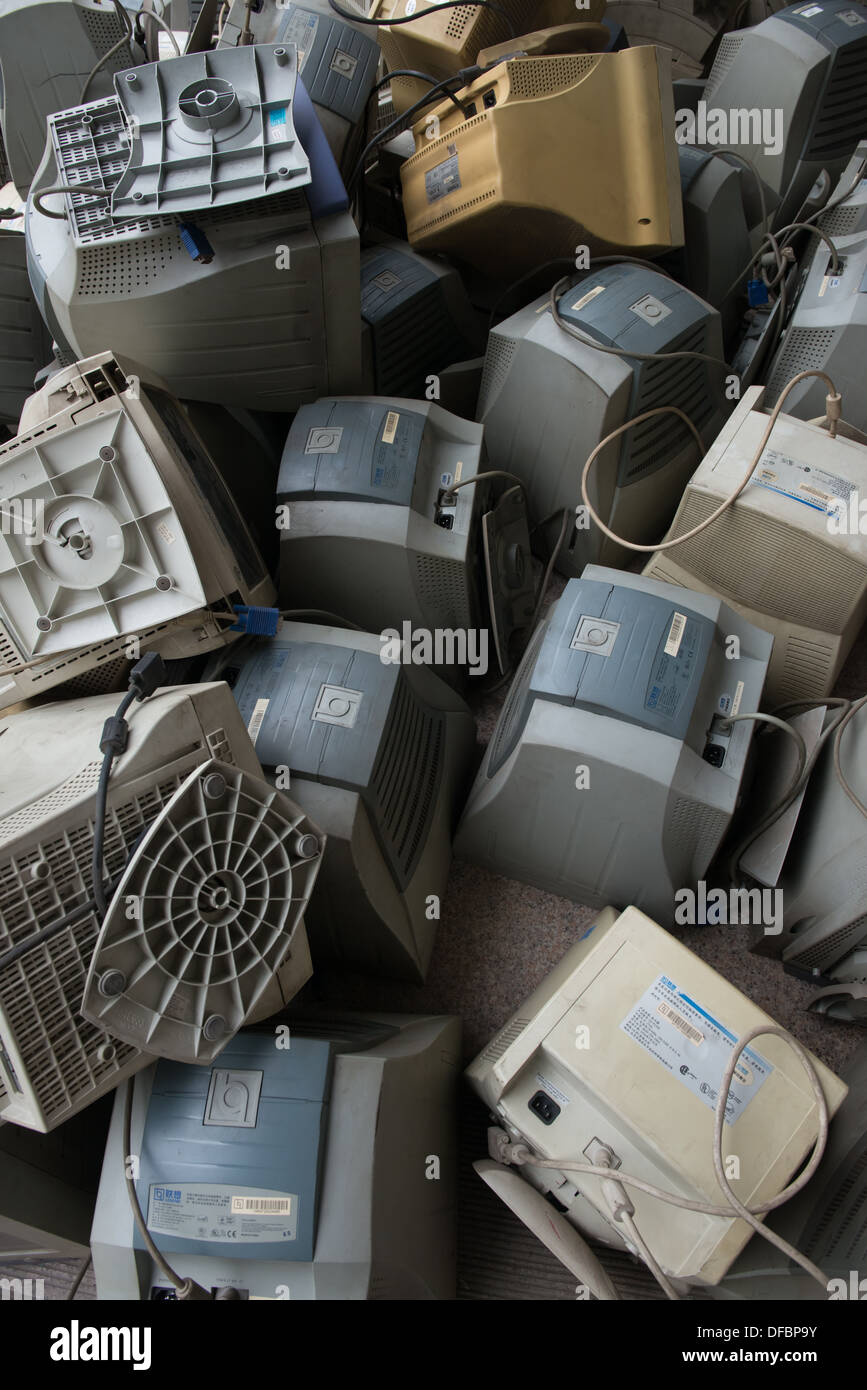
[0, 228, 53, 430]
[204, 622, 476, 983]
[219, 1, 379, 176]
[454, 565, 773, 925]
[667, 146, 754, 348]
[475, 263, 728, 578]
[361, 238, 484, 400]
[759, 693, 867, 979]
[766, 142, 867, 426]
[702, 0, 867, 232]
[90, 1012, 461, 1299]
[277, 396, 535, 680]
[25, 45, 361, 412]
[0, 0, 136, 196]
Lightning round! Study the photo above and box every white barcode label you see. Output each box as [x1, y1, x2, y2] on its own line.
[231, 1196, 292, 1215]
[454, 459, 463, 484]
[157, 521, 176, 545]
[657, 1001, 703, 1045]
[247, 698, 270, 747]
[571, 284, 606, 312]
[731, 680, 745, 716]
[381, 410, 400, 445]
[664, 611, 687, 657]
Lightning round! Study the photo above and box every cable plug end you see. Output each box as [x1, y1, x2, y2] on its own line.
[175, 1278, 213, 1301]
[824, 391, 843, 438]
[129, 652, 166, 701]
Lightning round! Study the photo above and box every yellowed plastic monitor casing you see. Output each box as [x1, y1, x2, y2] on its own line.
[466, 905, 848, 1285]
[371, 0, 598, 112]
[643, 385, 867, 706]
[400, 47, 684, 278]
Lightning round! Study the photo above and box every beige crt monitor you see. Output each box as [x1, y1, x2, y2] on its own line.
[643, 386, 867, 706]
[400, 46, 684, 279]
[370, 0, 600, 112]
[466, 905, 848, 1287]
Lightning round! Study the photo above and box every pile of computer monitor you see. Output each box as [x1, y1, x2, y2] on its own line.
[2, 0, 867, 1309]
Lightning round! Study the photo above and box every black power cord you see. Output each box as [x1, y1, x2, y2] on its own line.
[91, 653, 167, 920]
[348, 67, 481, 195]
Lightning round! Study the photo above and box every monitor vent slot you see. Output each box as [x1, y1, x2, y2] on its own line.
[507, 55, 598, 101]
[369, 675, 444, 888]
[413, 554, 474, 629]
[78, 7, 135, 65]
[777, 633, 837, 703]
[805, 39, 867, 161]
[0, 774, 183, 1127]
[59, 656, 130, 699]
[622, 323, 715, 481]
[766, 327, 841, 402]
[369, 282, 471, 398]
[818, 202, 863, 237]
[77, 234, 178, 297]
[664, 797, 728, 878]
[486, 620, 546, 777]
[477, 333, 517, 417]
[787, 914, 867, 972]
[445, 3, 477, 41]
[479, 1015, 529, 1063]
[704, 32, 746, 100]
[801, 1136, 867, 1265]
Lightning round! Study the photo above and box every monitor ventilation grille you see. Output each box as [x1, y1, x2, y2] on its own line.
[800, 1134, 867, 1265]
[0, 626, 21, 671]
[445, 3, 478, 41]
[77, 234, 178, 298]
[413, 554, 474, 630]
[0, 762, 104, 847]
[818, 202, 863, 237]
[664, 797, 728, 877]
[413, 187, 498, 235]
[369, 282, 470, 398]
[370, 675, 444, 888]
[623, 323, 716, 481]
[805, 38, 867, 161]
[59, 657, 131, 699]
[665, 490, 864, 630]
[77, 7, 135, 67]
[787, 914, 867, 972]
[405, 112, 491, 167]
[0, 774, 184, 1127]
[704, 33, 745, 100]
[776, 634, 837, 703]
[766, 327, 840, 402]
[479, 1015, 530, 1063]
[508, 55, 599, 101]
[486, 620, 546, 777]
[477, 334, 517, 417]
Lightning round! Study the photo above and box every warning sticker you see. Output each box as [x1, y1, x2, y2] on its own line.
[644, 613, 701, 719]
[750, 447, 856, 512]
[534, 1073, 571, 1108]
[664, 611, 687, 657]
[147, 1184, 298, 1244]
[571, 284, 606, 313]
[620, 975, 774, 1125]
[425, 155, 461, 203]
[247, 697, 270, 747]
[279, 10, 318, 69]
[267, 107, 289, 143]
